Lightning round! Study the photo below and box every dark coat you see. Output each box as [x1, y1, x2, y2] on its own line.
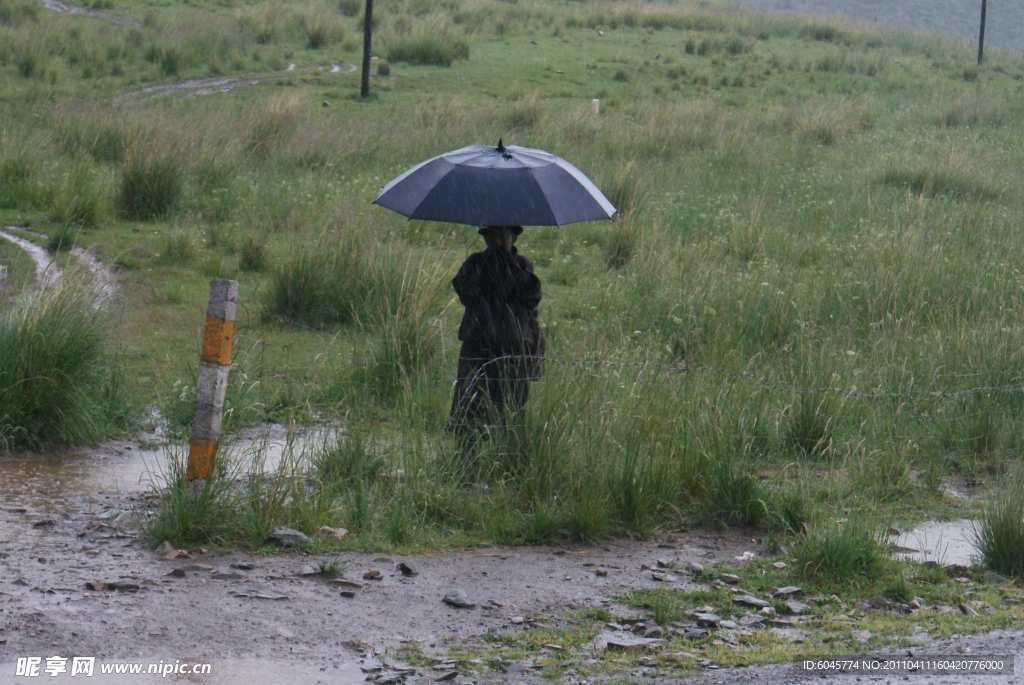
[452, 246, 542, 355]
[448, 246, 544, 435]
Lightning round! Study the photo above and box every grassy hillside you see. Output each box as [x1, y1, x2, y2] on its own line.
[2, 0, 1024, 547]
[733, 0, 1024, 51]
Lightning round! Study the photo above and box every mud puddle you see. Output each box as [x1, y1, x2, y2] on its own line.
[0, 228, 60, 286]
[34, 0, 135, 24]
[892, 519, 980, 566]
[0, 424, 338, 543]
[0, 227, 118, 302]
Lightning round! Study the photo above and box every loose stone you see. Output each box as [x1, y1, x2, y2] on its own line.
[442, 590, 475, 608]
[266, 528, 311, 547]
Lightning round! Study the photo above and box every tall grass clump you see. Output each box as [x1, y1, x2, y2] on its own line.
[974, 468, 1024, 578]
[880, 155, 1000, 202]
[148, 447, 237, 545]
[360, 255, 449, 399]
[793, 517, 888, 583]
[300, 3, 345, 49]
[600, 160, 648, 217]
[245, 92, 304, 160]
[707, 459, 767, 527]
[313, 435, 384, 490]
[118, 146, 184, 220]
[605, 209, 641, 269]
[238, 234, 266, 272]
[387, 34, 469, 67]
[47, 163, 110, 228]
[0, 0, 40, 25]
[47, 223, 81, 252]
[0, 127, 44, 209]
[264, 230, 373, 328]
[0, 274, 136, 451]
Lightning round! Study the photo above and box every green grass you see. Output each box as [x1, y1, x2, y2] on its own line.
[793, 516, 889, 584]
[974, 469, 1024, 578]
[0, 272, 138, 450]
[1, 0, 1022, 556]
[387, 34, 470, 67]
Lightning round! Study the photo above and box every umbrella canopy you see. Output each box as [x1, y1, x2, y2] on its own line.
[373, 141, 616, 227]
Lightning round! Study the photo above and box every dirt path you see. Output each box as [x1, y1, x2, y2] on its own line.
[34, 0, 135, 24]
[1, 431, 1021, 684]
[0, 227, 118, 302]
[0, 427, 763, 684]
[122, 64, 358, 100]
[0, 228, 61, 287]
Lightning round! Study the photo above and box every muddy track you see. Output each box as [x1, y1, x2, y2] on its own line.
[0, 226, 118, 301]
[35, 0, 136, 25]
[0, 227, 61, 287]
[121, 63, 358, 100]
[0, 428, 1016, 684]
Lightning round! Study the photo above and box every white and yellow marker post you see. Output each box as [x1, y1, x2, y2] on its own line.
[185, 278, 238, 481]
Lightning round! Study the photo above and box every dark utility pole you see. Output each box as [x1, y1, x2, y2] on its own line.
[978, 0, 987, 65]
[360, 0, 373, 99]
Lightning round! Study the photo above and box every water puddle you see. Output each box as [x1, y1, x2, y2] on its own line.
[0, 227, 60, 286]
[0, 424, 340, 540]
[891, 520, 980, 566]
[71, 246, 118, 304]
[1, 658, 363, 684]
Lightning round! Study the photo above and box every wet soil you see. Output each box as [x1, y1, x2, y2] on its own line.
[35, 0, 135, 24]
[0, 425, 773, 684]
[0, 229, 60, 287]
[3, 427, 1023, 684]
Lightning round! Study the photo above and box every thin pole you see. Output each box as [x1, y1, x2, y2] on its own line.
[978, 0, 987, 66]
[361, 0, 373, 99]
[185, 279, 238, 481]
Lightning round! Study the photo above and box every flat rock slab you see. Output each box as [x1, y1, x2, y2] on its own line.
[785, 601, 809, 615]
[596, 631, 662, 652]
[733, 595, 770, 608]
[694, 613, 722, 628]
[984, 570, 1010, 585]
[443, 590, 476, 608]
[771, 586, 803, 598]
[314, 526, 348, 541]
[212, 566, 245, 580]
[266, 528, 311, 547]
[230, 589, 289, 600]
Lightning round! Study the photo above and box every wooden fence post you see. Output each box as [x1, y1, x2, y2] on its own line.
[185, 278, 238, 481]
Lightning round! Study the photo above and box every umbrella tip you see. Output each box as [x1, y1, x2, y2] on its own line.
[497, 138, 505, 153]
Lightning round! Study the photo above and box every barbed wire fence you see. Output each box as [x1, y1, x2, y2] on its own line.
[203, 312, 1024, 464]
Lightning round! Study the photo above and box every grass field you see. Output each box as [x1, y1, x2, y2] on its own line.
[2, 0, 1024, 554]
[733, 0, 1024, 52]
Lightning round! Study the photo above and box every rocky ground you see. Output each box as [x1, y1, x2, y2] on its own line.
[0, 425, 1017, 685]
[2, 453, 1024, 685]
[0, 464, 760, 684]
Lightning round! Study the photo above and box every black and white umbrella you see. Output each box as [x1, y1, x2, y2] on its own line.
[373, 141, 616, 227]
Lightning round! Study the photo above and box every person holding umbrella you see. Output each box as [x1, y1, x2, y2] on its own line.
[447, 224, 544, 435]
[373, 140, 616, 436]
